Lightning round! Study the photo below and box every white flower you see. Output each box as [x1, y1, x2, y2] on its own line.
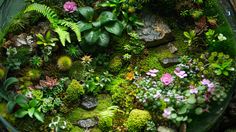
[218, 33, 227, 41]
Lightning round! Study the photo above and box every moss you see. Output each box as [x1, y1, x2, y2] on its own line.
[69, 61, 85, 80]
[137, 47, 175, 76]
[25, 69, 41, 81]
[67, 94, 112, 122]
[57, 56, 73, 71]
[109, 55, 123, 73]
[127, 109, 151, 132]
[66, 79, 84, 102]
[0, 103, 16, 125]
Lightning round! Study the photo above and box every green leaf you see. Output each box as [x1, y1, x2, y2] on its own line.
[3, 77, 18, 91]
[15, 95, 28, 108]
[84, 30, 100, 44]
[54, 27, 71, 46]
[15, 109, 28, 118]
[187, 95, 196, 104]
[178, 105, 187, 114]
[98, 11, 116, 25]
[28, 107, 35, 118]
[223, 71, 229, 76]
[77, 21, 92, 32]
[29, 99, 38, 107]
[45, 31, 51, 40]
[92, 21, 102, 28]
[184, 32, 190, 39]
[214, 70, 222, 75]
[34, 110, 44, 123]
[105, 21, 123, 36]
[7, 101, 16, 113]
[78, 6, 94, 21]
[98, 31, 110, 47]
[195, 107, 203, 115]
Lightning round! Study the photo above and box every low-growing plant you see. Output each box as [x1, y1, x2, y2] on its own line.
[30, 56, 43, 68]
[57, 56, 72, 71]
[65, 45, 82, 58]
[26, 69, 41, 81]
[66, 79, 84, 102]
[36, 30, 58, 47]
[49, 116, 70, 132]
[183, 30, 197, 46]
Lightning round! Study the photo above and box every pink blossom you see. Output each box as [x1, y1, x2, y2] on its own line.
[174, 67, 187, 78]
[207, 83, 215, 93]
[154, 92, 161, 98]
[146, 69, 159, 77]
[160, 73, 173, 86]
[162, 108, 172, 118]
[189, 85, 198, 94]
[201, 79, 211, 86]
[64, 1, 77, 13]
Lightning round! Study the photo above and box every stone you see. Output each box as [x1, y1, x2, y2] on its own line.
[77, 118, 98, 128]
[137, 12, 174, 48]
[15, 33, 34, 47]
[168, 43, 178, 54]
[81, 96, 98, 110]
[159, 57, 180, 68]
[158, 126, 176, 132]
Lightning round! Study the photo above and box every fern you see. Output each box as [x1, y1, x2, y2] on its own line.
[24, 3, 58, 23]
[58, 20, 82, 42]
[24, 3, 81, 46]
[54, 27, 71, 46]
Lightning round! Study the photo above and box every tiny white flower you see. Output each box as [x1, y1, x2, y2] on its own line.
[218, 33, 227, 41]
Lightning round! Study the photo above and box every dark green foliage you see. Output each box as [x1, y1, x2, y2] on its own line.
[65, 45, 82, 59]
[30, 56, 43, 68]
[69, 61, 85, 80]
[77, 6, 124, 47]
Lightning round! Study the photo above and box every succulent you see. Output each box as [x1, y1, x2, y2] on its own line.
[57, 56, 72, 71]
[39, 76, 58, 89]
[30, 56, 43, 68]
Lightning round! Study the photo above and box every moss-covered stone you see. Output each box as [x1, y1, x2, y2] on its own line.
[66, 79, 84, 102]
[127, 109, 151, 132]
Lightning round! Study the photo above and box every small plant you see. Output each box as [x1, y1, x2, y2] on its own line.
[14, 98, 44, 122]
[66, 79, 84, 102]
[36, 31, 58, 47]
[49, 116, 68, 132]
[39, 76, 58, 89]
[26, 69, 41, 81]
[30, 56, 43, 68]
[183, 30, 197, 46]
[40, 97, 62, 113]
[65, 45, 82, 58]
[57, 56, 72, 71]
[109, 55, 123, 73]
[98, 106, 122, 131]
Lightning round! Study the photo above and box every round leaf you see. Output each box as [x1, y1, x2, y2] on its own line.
[105, 21, 124, 36]
[77, 21, 92, 32]
[84, 30, 100, 44]
[78, 6, 94, 21]
[15, 109, 28, 118]
[98, 31, 110, 47]
[195, 107, 203, 115]
[187, 95, 196, 104]
[98, 11, 116, 24]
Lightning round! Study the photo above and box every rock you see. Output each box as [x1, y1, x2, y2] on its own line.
[159, 57, 180, 68]
[168, 42, 178, 54]
[137, 12, 174, 47]
[158, 126, 176, 132]
[15, 33, 34, 47]
[81, 96, 98, 110]
[77, 118, 98, 128]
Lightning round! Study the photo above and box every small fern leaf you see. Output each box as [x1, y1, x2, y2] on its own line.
[58, 20, 81, 42]
[54, 27, 71, 46]
[24, 3, 58, 23]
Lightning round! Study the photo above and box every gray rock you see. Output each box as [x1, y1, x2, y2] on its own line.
[77, 118, 98, 128]
[137, 12, 174, 47]
[168, 43, 178, 54]
[81, 96, 98, 110]
[159, 57, 180, 68]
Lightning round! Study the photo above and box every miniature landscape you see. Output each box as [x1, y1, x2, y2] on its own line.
[0, 0, 236, 132]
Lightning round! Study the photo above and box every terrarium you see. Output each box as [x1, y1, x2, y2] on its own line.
[0, 0, 236, 132]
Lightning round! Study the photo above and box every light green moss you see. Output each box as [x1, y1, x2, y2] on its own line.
[127, 109, 151, 131]
[67, 94, 112, 122]
[138, 47, 175, 76]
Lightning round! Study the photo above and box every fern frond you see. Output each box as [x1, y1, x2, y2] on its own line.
[54, 27, 71, 46]
[24, 3, 58, 23]
[58, 20, 81, 42]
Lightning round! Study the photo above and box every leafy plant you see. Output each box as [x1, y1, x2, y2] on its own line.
[65, 45, 82, 58]
[14, 97, 44, 122]
[77, 6, 124, 47]
[36, 31, 58, 47]
[0, 77, 18, 102]
[183, 30, 197, 46]
[24, 3, 81, 46]
[49, 116, 68, 132]
[30, 56, 43, 68]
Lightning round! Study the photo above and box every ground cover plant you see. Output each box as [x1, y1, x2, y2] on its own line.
[0, 0, 236, 131]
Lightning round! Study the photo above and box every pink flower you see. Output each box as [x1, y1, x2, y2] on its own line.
[160, 73, 173, 86]
[174, 67, 187, 78]
[201, 79, 211, 86]
[189, 85, 198, 94]
[162, 108, 172, 118]
[146, 69, 159, 77]
[64, 1, 77, 13]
